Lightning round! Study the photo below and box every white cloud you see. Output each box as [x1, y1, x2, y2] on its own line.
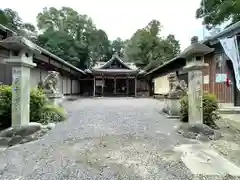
[2, 0, 205, 50]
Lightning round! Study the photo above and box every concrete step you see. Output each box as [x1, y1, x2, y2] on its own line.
[218, 108, 240, 114]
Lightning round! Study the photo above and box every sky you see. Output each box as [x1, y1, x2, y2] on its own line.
[2, 0, 209, 50]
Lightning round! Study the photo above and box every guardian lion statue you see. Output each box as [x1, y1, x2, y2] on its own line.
[167, 73, 187, 98]
[38, 71, 60, 94]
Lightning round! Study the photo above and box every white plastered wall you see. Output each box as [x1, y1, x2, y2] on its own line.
[30, 68, 41, 88]
[154, 75, 169, 94]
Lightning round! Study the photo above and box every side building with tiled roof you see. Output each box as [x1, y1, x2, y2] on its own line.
[146, 21, 240, 106]
[0, 24, 85, 96]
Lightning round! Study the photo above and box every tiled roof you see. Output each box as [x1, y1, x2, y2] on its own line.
[0, 24, 85, 75]
[92, 53, 138, 70]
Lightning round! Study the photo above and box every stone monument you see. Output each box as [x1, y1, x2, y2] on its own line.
[38, 71, 63, 106]
[0, 36, 39, 127]
[163, 72, 187, 117]
[182, 36, 214, 124]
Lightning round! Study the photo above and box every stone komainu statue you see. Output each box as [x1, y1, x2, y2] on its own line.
[167, 73, 187, 98]
[38, 71, 60, 94]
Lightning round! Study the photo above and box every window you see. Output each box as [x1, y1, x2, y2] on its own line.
[196, 56, 202, 61]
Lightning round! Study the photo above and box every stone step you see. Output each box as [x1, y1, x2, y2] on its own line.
[218, 108, 240, 114]
[174, 143, 240, 176]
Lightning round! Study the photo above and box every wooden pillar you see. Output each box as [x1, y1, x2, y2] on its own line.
[114, 77, 116, 95]
[40, 68, 42, 81]
[66, 76, 68, 95]
[93, 77, 96, 97]
[70, 78, 73, 94]
[79, 78, 80, 95]
[126, 77, 129, 96]
[61, 66, 64, 94]
[102, 75, 104, 97]
[135, 78, 137, 97]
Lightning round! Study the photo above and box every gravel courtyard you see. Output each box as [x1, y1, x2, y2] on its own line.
[0, 98, 228, 180]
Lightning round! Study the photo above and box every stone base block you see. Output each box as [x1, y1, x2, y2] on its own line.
[174, 143, 240, 177]
[46, 92, 64, 107]
[165, 115, 180, 119]
[0, 122, 55, 147]
[163, 98, 181, 117]
[177, 123, 222, 141]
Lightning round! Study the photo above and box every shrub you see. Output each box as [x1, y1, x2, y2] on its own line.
[0, 85, 66, 128]
[180, 92, 219, 128]
[0, 85, 12, 128]
[30, 88, 48, 122]
[39, 104, 66, 124]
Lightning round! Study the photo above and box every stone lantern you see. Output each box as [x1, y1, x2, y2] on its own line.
[0, 36, 39, 127]
[182, 36, 214, 124]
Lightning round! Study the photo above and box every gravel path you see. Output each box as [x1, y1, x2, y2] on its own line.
[0, 98, 197, 180]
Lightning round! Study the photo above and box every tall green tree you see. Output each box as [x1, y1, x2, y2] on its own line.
[196, 0, 240, 29]
[0, 8, 36, 32]
[36, 7, 111, 69]
[0, 8, 37, 40]
[165, 34, 181, 58]
[0, 9, 9, 26]
[89, 29, 112, 64]
[0, 8, 22, 31]
[111, 37, 125, 57]
[124, 20, 180, 71]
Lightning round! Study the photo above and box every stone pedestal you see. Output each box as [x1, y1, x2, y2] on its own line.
[46, 93, 64, 107]
[40, 71, 64, 106]
[166, 97, 181, 117]
[163, 72, 186, 118]
[6, 51, 36, 127]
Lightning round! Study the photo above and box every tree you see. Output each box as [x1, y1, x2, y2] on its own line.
[88, 29, 112, 64]
[124, 20, 180, 71]
[36, 7, 111, 69]
[165, 34, 181, 58]
[0, 9, 8, 26]
[196, 0, 240, 29]
[111, 37, 125, 57]
[1, 8, 22, 31]
[37, 29, 89, 69]
[0, 8, 37, 40]
[22, 23, 36, 32]
[0, 8, 36, 32]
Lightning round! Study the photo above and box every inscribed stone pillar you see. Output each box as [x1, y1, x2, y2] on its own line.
[181, 36, 213, 125]
[7, 51, 36, 127]
[186, 66, 206, 124]
[0, 36, 39, 127]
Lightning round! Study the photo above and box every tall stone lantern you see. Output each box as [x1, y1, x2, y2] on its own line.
[182, 36, 214, 124]
[0, 36, 39, 127]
